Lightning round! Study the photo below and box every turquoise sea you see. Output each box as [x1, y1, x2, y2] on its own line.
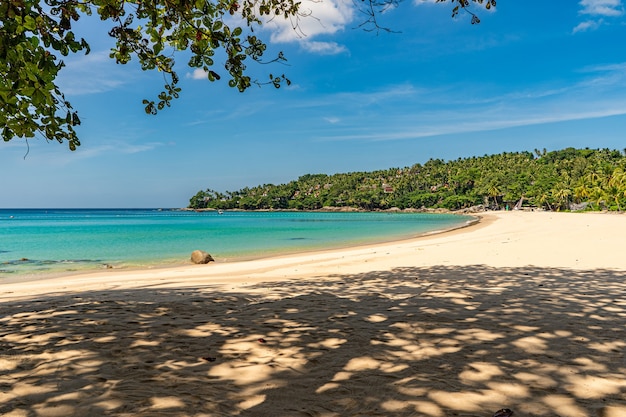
[0, 209, 474, 278]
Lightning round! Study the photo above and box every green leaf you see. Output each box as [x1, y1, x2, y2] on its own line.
[23, 15, 36, 31]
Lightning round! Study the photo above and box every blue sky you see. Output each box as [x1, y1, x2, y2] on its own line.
[2, 0, 626, 208]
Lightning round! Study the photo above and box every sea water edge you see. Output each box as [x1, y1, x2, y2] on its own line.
[0, 208, 476, 281]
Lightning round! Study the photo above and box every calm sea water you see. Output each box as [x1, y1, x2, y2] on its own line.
[0, 209, 474, 278]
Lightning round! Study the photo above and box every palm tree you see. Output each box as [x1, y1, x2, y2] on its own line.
[535, 192, 553, 211]
[605, 167, 626, 211]
[487, 184, 500, 209]
[573, 184, 588, 203]
[551, 186, 571, 211]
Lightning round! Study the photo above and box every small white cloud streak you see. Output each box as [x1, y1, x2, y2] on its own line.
[579, 0, 624, 16]
[310, 62, 626, 142]
[4, 140, 163, 170]
[573, 19, 602, 33]
[301, 41, 347, 54]
[56, 51, 129, 95]
[589, 62, 626, 70]
[187, 68, 209, 80]
[72, 142, 163, 161]
[289, 84, 421, 110]
[184, 99, 275, 126]
[320, 106, 626, 142]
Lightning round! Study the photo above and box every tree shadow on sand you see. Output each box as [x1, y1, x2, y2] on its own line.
[1, 265, 625, 416]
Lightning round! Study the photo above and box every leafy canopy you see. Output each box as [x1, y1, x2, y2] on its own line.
[0, 0, 495, 150]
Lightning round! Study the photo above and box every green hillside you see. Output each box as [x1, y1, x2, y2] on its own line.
[189, 148, 626, 212]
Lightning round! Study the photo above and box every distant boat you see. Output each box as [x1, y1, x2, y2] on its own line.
[218, 210, 224, 215]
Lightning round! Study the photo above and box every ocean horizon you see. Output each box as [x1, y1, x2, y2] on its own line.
[1, 208, 475, 279]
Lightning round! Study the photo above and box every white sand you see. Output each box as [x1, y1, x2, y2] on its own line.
[1, 211, 625, 416]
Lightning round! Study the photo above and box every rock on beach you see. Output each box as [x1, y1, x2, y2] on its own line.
[190, 250, 214, 264]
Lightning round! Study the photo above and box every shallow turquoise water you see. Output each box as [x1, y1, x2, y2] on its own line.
[0, 209, 474, 278]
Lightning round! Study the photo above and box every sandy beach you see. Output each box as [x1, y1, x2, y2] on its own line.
[1, 210, 625, 417]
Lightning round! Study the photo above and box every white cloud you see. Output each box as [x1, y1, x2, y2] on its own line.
[319, 104, 626, 143]
[263, 0, 354, 51]
[286, 84, 421, 112]
[187, 68, 209, 80]
[577, 62, 626, 88]
[579, 0, 624, 16]
[301, 41, 348, 55]
[575, 0, 623, 32]
[313, 63, 626, 142]
[339, 84, 420, 106]
[573, 19, 602, 33]
[7, 139, 164, 169]
[584, 62, 626, 72]
[56, 51, 128, 95]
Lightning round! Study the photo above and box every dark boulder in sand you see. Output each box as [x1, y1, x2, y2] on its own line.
[191, 250, 214, 264]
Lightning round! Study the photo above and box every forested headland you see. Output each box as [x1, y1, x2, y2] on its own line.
[189, 148, 626, 212]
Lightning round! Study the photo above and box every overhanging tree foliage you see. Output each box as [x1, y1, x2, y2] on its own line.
[1, 0, 495, 150]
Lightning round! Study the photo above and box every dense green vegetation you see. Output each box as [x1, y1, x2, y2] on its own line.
[189, 148, 626, 212]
